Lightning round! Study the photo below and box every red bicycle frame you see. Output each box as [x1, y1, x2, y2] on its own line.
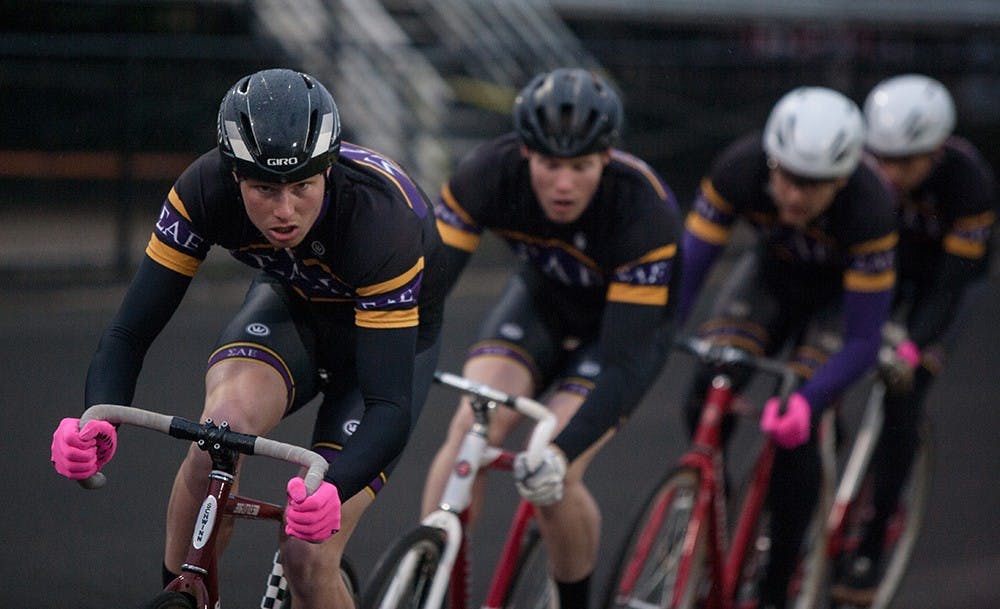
[615, 336, 798, 609]
[75, 404, 330, 609]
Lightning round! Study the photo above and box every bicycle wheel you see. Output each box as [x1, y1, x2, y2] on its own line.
[832, 421, 932, 609]
[360, 525, 449, 609]
[504, 525, 557, 609]
[142, 591, 197, 609]
[604, 467, 707, 609]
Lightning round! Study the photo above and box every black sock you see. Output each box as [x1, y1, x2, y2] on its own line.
[556, 574, 591, 609]
[162, 562, 180, 588]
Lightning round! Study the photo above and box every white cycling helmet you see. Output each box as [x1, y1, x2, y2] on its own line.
[763, 86, 865, 179]
[863, 74, 955, 156]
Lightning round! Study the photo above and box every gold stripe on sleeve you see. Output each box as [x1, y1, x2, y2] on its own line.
[685, 212, 732, 245]
[607, 283, 669, 306]
[436, 219, 480, 252]
[355, 307, 420, 329]
[145, 234, 201, 277]
[943, 234, 986, 259]
[844, 269, 895, 292]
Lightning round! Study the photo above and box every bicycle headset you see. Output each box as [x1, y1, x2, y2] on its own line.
[218, 68, 342, 183]
[512, 67, 623, 158]
[863, 74, 956, 157]
[763, 86, 865, 180]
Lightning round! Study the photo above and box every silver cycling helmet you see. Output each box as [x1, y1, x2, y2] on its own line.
[218, 68, 341, 183]
[863, 74, 955, 157]
[763, 86, 865, 179]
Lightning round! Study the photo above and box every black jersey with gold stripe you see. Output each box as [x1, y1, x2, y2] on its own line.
[86, 143, 445, 415]
[145, 143, 445, 342]
[686, 132, 898, 297]
[433, 132, 682, 461]
[890, 136, 997, 347]
[436, 132, 680, 313]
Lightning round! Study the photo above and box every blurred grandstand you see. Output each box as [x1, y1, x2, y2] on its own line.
[2, 0, 998, 279]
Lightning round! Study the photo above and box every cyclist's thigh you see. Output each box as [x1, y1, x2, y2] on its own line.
[699, 250, 786, 353]
[208, 273, 323, 416]
[469, 266, 574, 393]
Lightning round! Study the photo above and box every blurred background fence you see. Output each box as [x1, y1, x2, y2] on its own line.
[3, 0, 999, 281]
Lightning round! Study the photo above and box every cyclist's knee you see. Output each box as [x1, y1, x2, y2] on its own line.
[281, 536, 345, 589]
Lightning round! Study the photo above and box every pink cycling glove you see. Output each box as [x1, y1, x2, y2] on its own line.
[760, 392, 811, 449]
[285, 477, 341, 543]
[896, 339, 920, 369]
[51, 417, 118, 479]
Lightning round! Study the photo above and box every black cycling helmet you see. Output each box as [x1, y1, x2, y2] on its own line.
[217, 68, 341, 183]
[512, 68, 622, 158]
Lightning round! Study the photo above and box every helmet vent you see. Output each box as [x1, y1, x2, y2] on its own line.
[239, 113, 260, 156]
[305, 109, 319, 151]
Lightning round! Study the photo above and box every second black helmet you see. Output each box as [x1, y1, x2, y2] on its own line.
[513, 68, 622, 158]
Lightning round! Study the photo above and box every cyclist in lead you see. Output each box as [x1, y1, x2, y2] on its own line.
[831, 74, 997, 605]
[675, 86, 898, 609]
[421, 67, 682, 609]
[49, 68, 447, 609]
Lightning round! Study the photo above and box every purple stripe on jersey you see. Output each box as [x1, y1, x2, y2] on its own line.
[693, 191, 735, 227]
[312, 445, 388, 495]
[436, 197, 482, 234]
[340, 143, 429, 218]
[613, 258, 673, 287]
[357, 272, 422, 311]
[208, 343, 294, 407]
[155, 201, 210, 258]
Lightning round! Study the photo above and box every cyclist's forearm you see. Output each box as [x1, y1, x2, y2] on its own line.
[84, 257, 191, 407]
[553, 304, 668, 461]
[799, 289, 889, 410]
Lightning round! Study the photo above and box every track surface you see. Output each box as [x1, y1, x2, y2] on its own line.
[6, 256, 999, 609]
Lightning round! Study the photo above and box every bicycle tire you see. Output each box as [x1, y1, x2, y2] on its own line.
[141, 591, 197, 609]
[840, 420, 933, 609]
[359, 525, 448, 609]
[504, 524, 557, 609]
[604, 467, 707, 609]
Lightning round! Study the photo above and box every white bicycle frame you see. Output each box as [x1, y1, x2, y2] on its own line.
[377, 371, 557, 609]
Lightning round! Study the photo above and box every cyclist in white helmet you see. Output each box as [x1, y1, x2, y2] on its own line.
[676, 86, 898, 609]
[831, 74, 997, 605]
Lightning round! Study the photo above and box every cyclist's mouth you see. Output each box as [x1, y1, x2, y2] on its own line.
[269, 225, 300, 244]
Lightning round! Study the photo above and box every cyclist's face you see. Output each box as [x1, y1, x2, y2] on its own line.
[768, 163, 846, 229]
[524, 147, 609, 224]
[872, 151, 937, 194]
[239, 171, 327, 248]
